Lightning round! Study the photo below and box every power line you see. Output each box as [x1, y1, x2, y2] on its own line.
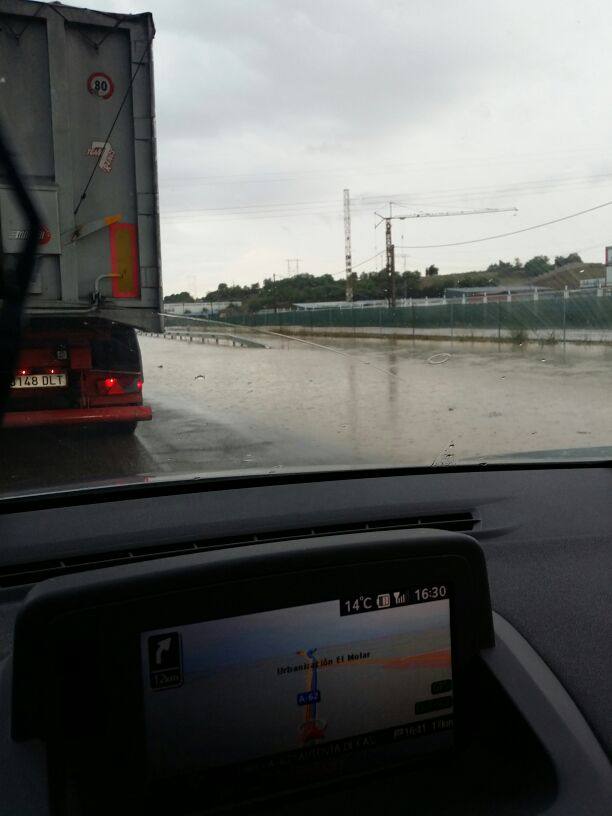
[383, 181, 612, 209]
[163, 170, 611, 212]
[396, 199, 612, 249]
[360, 171, 612, 206]
[352, 250, 385, 270]
[159, 145, 612, 188]
[160, 197, 342, 215]
[159, 169, 612, 223]
[160, 209, 346, 224]
[160, 196, 417, 218]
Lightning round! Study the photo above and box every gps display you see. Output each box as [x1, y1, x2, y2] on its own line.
[141, 585, 454, 785]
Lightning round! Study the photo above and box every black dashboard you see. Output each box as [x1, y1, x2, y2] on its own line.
[0, 464, 611, 815]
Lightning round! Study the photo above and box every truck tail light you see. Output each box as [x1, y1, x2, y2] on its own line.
[96, 374, 143, 395]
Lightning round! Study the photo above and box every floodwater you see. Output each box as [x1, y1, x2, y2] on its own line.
[2, 332, 612, 494]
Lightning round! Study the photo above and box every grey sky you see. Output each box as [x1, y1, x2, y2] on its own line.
[98, 0, 612, 294]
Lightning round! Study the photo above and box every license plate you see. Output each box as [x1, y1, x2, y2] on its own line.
[11, 373, 67, 389]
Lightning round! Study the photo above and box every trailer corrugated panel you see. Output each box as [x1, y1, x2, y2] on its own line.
[0, 0, 162, 331]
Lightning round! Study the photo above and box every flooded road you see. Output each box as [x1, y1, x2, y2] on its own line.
[2, 332, 612, 495]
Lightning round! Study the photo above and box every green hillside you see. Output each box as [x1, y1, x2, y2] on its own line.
[531, 262, 604, 289]
[164, 252, 606, 308]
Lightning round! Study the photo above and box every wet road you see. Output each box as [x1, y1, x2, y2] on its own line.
[2, 332, 612, 495]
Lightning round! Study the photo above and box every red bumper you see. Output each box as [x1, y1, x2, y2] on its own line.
[2, 405, 152, 429]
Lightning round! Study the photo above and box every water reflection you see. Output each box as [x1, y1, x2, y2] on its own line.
[2, 333, 612, 495]
[0, 426, 157, 494]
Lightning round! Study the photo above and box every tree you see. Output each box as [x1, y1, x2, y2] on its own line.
[425, 264, 439, 277]
[524, 255, 552, 277]
[221, 304, 243, 317]
[203, 281, 250, 302]
[486, 259, 515, 276]
[354, 268, 418, 305]
[554, 252, 583, 267]
[163, 291, 194, 303]
[399, 270, 421, 298]
[352, 272, 377, 301]
[456, 274, 492, 288]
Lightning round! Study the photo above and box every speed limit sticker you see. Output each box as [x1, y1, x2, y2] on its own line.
[87, 72, 114, 99]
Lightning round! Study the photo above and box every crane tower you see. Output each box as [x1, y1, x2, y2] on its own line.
[343, 189, 354, 302]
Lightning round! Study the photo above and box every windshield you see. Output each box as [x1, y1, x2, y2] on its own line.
[2, 0, 612, 496]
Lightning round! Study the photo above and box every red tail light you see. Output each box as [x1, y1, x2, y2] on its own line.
[96, 374, 142, 395]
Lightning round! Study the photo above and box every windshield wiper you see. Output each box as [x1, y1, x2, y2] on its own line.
[0, 121, 41, 420]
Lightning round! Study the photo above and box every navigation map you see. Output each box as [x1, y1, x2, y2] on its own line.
[142, 594, 452, 775]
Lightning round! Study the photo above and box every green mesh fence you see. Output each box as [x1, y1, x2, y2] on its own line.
[212, 292, 612, 335]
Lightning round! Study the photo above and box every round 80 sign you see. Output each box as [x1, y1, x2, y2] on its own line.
[87, 72, 114, 99]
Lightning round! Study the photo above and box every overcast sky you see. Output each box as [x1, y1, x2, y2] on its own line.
[96, 0, 612, 295]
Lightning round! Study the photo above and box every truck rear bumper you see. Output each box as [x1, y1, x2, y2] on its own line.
[2, 405, 152, 429]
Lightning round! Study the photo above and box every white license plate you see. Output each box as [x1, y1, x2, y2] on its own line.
[11, 374, 67, 389]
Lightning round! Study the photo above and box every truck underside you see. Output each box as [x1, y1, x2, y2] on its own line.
[2, 317, 151, 431]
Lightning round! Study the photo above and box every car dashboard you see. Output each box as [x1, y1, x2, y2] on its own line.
[0, 463, 610, 815]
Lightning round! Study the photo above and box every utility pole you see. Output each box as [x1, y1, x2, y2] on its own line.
[385, 202, 395, 307]
[375, 205, 518, 308]
[343, 189, 354, 302]
[273, 273, 277, 314]
[398, 255, 409, 300]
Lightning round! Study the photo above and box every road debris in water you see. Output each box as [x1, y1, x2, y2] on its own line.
[428, 353, 451, 365]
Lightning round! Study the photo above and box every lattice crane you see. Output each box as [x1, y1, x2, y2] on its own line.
[374, 205, 518, 307]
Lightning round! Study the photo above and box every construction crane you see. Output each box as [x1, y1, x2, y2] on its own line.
[343, 189, 353, 302]
[374, 205, 518, 307]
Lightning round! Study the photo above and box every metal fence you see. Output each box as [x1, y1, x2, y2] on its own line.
[214, 290, 612, 340]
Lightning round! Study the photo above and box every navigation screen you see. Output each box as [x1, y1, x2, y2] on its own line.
[141, 586, 453, 783]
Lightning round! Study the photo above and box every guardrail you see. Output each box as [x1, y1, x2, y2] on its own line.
[139, 329, 267, 349]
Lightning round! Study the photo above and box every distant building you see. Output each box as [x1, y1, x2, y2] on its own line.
[163, 302, 205, 315]
[164, 301, 242, 316]
[445, 285, 539, 298]
[293, 299, 388, 310]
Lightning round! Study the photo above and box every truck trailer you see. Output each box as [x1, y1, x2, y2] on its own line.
[0, 0, 161, 431]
